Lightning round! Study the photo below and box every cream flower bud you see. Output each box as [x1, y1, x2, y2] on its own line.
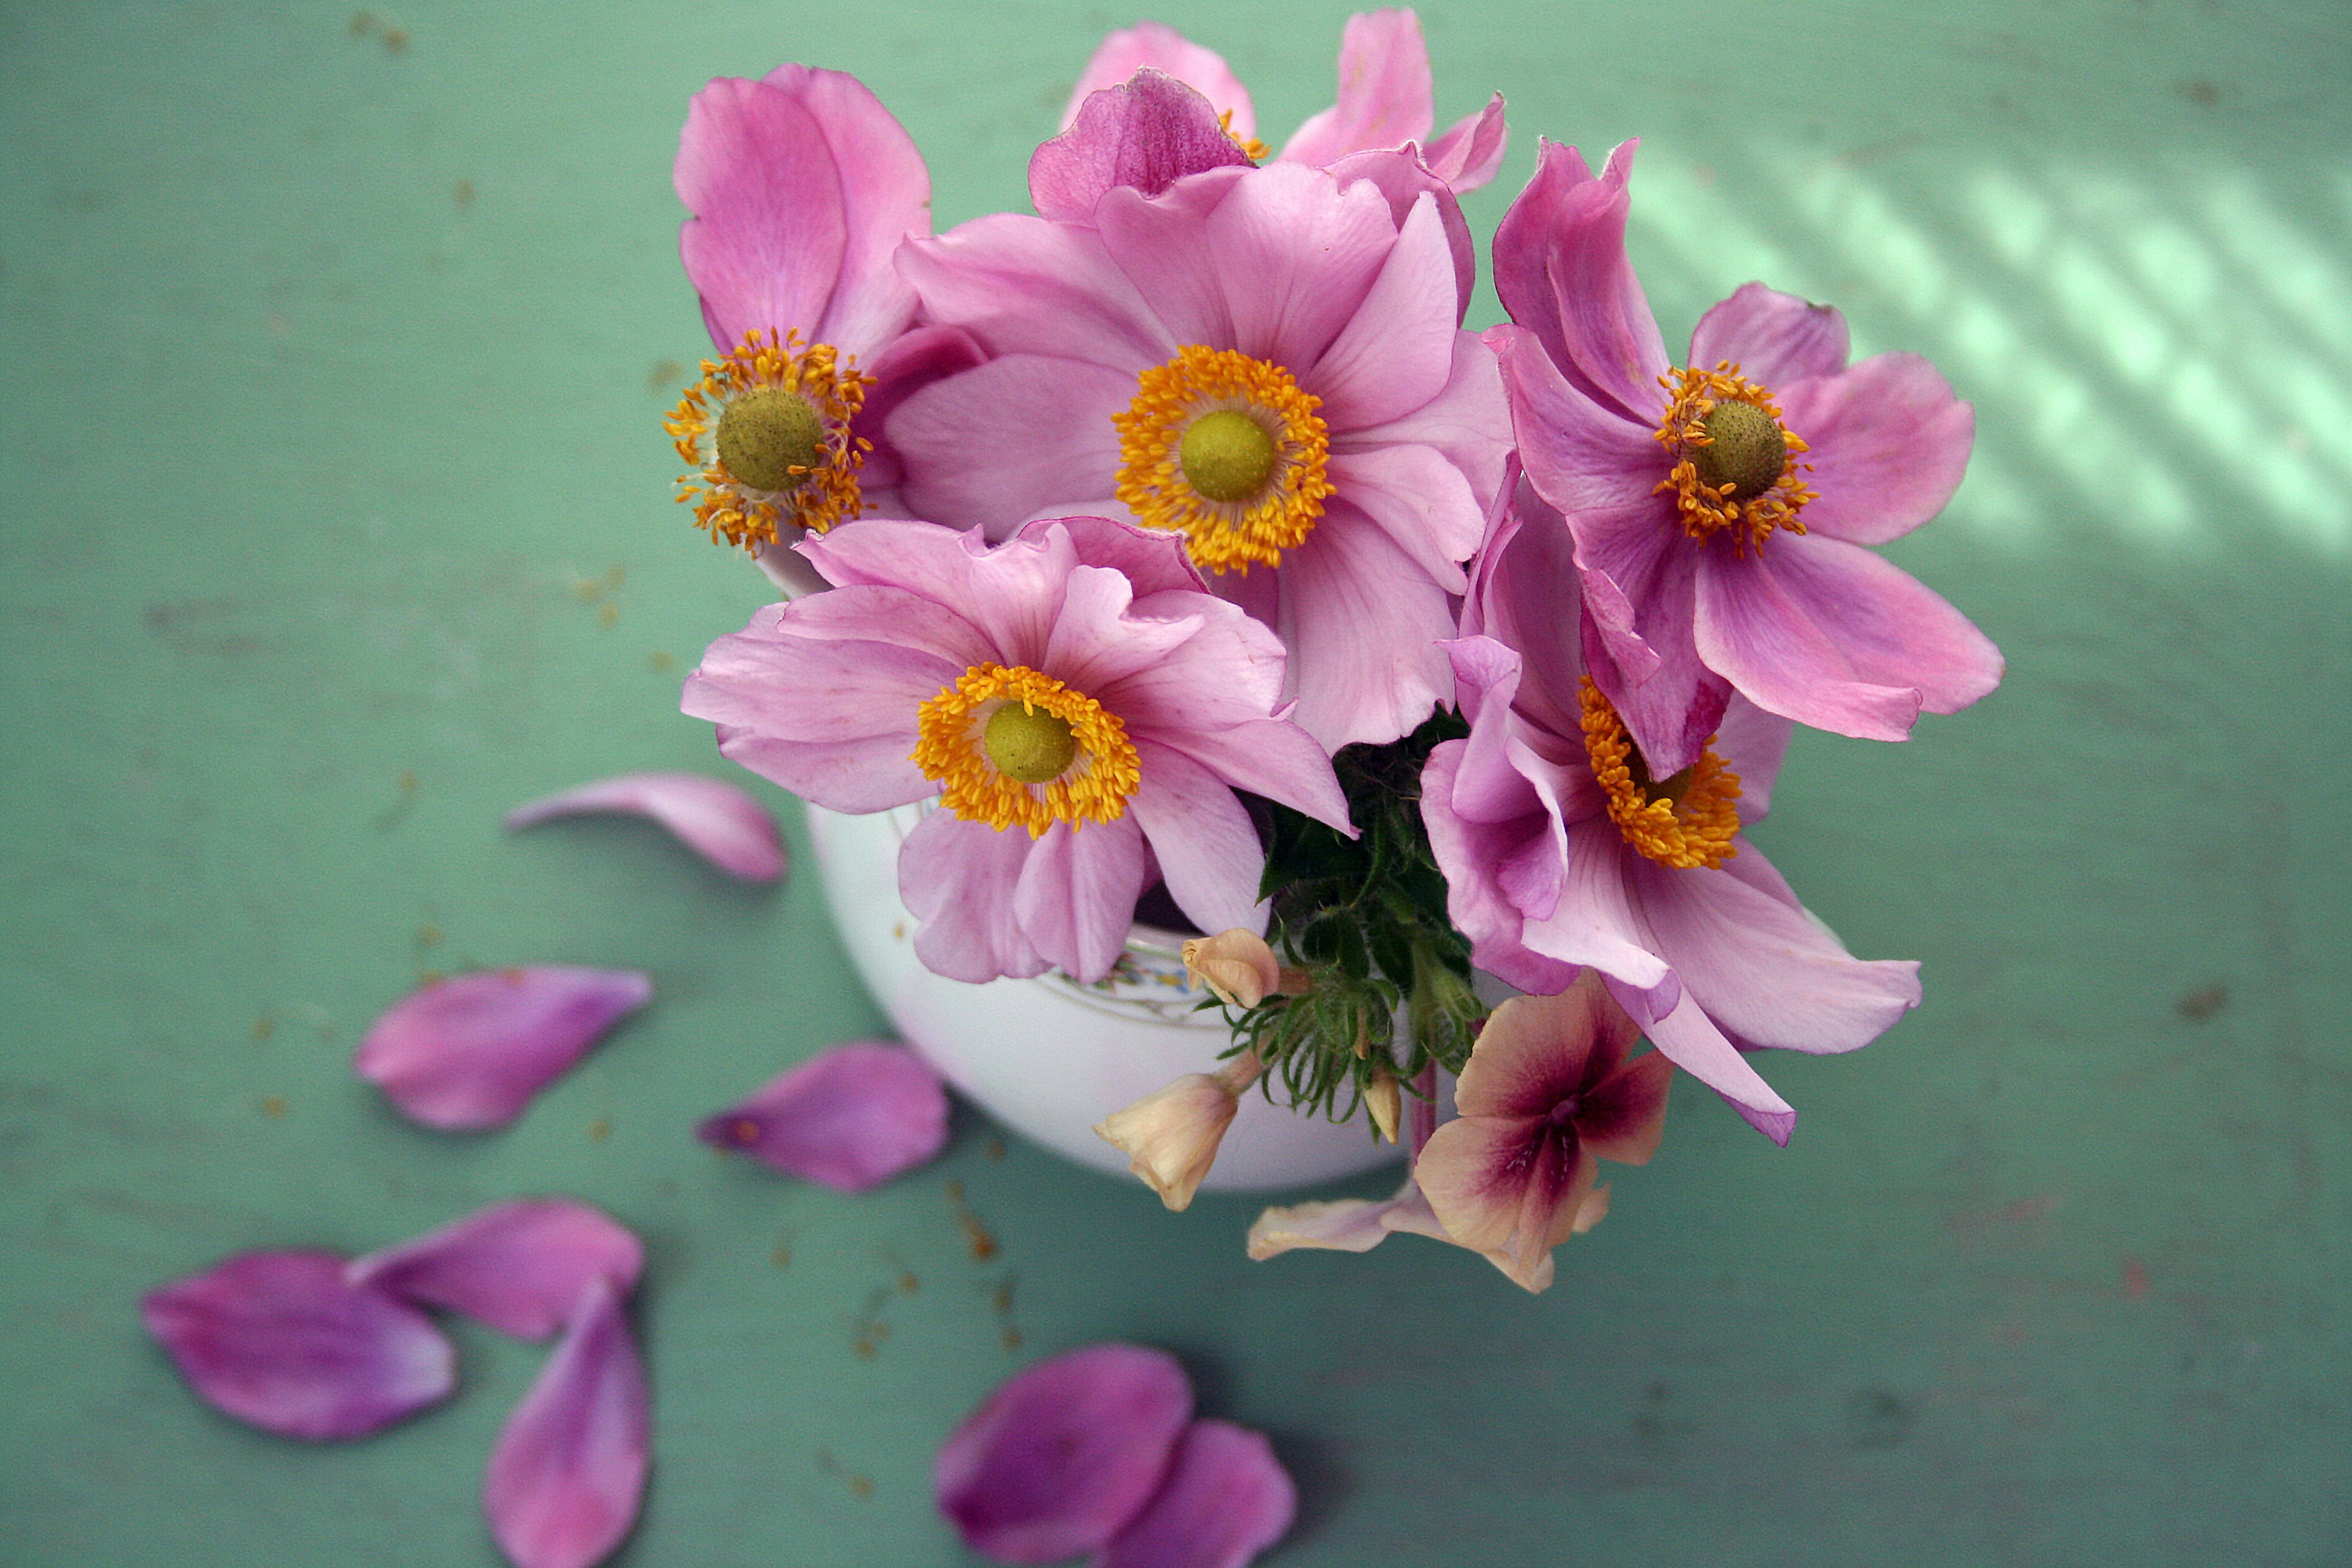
[1181, 930, 1307, 1008]
[1364, 1069, 1401, 1145]
[1093, 1052, 1264, 1212]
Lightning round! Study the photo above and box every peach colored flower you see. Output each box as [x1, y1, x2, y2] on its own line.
[1094, 1051, 1264, 1210]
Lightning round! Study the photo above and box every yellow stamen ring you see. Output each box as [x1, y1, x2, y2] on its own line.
[1652, 361, 1815, 558]
[912, 663, 1142, 837]
[663, 327, 872, 550]
[1113, 345, 1333, 576]
[1218, 109, 1271, 164]
[1578, 678, 1742, 871]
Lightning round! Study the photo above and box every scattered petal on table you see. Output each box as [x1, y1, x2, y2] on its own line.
[141, 1249, 456, 1442]
[505, 772, 786, 883]
[1096, 1419, 1296, 1568]
[485, 1281, 650, 1568]
[348, 1200, 644, 1341]
[356, 967, 653, 1131]
[937, 1343, 1194, 1564]
[697, 1040, 949, 1192]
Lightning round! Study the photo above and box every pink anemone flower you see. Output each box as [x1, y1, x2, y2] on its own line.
[1421, 483, 1922, 1143]
[679, 515, 1352, 985]
[1488, 139, 2002, 775]
[1062, 11, 1507, 194]
[667, 63, 982, 587]
[889, 155, 1513, 750]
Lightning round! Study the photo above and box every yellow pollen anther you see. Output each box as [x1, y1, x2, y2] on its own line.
[664, 327, 873, 550]
[1653, 361, 1815, 557]
[1218, 109, 1271, 163]
[913, 664, 1141, 837]
[1114, 345, 1333, 576]
[1578, 678, 1742, 871]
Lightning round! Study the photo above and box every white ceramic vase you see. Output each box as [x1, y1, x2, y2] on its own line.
[803, 803, 1403, 1193]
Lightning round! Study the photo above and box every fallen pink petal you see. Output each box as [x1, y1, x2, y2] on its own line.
[484, 1280, 650, 1568]
[1097, 1418, 1296, 1568]
[347, 1200, 645, 1341]
[505, 772, 787, 883]
[356, 967, 653, 1131]
[696, 1040, 949, 1192]
[936, 1342, 1194, 1564]
[141, 1249, 457, 1442]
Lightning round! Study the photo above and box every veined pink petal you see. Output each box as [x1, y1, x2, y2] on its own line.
[1275, 511, 1460, 750]
[505, 773, 785, 884]
[1034, 70, 1253, 222]
[355, 968, 652, 1131]
[1322, 145, 1477, 318]
[1128, 740, 1273, 939]
[1688, 281, 1851, 389]
[676, 76, 847, 356]
[889, 354, 1132, 535]
[697, 1041, 949, 1192]
[1694, 534, 2001, 739]
[1096, 1419, 1295, 1568]
[1279, 9, 1436, 168]
[1419, 744, 1580, 997]
[142, 1250, 455, 1441]
[1065, 22, 1253, 139]
[1308, 195, 1460, 431]
[898, 212, 1175, 370]
[1424, 93, 1509, 192]
[1013, 814, 1154, 984]
[757, 64, 929, 355]
[1631, 985, 1795, 1145]
[852, 323, 990, 488]
[348, 1201, 644, 1341]
[485, 1281, 649, 1568]
[1492, 139, 1668, 425]
[936, 1344, 1193, 1564]
[1774, 352, 1976, 546]
[898, 809, 1052, 983]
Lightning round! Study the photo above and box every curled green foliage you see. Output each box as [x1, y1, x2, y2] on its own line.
[1215, 710, 1488, 1125]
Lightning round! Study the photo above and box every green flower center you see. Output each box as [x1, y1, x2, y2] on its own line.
[983, 702, 1077, 785]
[1690, 399, 1787, 501]
[715, 387, 826, 493]
[1178, 409, 1278, 503]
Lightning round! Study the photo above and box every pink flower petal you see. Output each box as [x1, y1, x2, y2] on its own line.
[1064, 21, 1253, 139]
[505, 773, 786, 884]
[347, 1201, 644, 1341]
[1279, 9, 1436, 168]
[696, 1041, 949, 1192]
[675, 76, 847, 356]
[1775, 351, 1976, 546]
[1096, 1418, 1295, 1568]
[756, 63, 930, 355]
[142, 1250, 456, 1441]
[898, 809, 1053, 983]
[1034, 70, 1253, 222]
[937, 1343, 1194, 1564]
[1688, 281, 1851, 390]
[485, 1281, 649, 1568]
[1424, 93, 1509, 192]
[355, 968, 652, 1131]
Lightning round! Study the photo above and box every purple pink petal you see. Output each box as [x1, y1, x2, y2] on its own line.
[141, 1249, 456, 1441]
[346, 1200, 645, 1341]
[1096, 1419, 1295, 1568]
[936, 1343, 1194, 1564]
[484, 1281, 650, 1568]
[505, 772, 786, 883]
[354, 967, 652, 1131]
[696, 1041, 950, 1192]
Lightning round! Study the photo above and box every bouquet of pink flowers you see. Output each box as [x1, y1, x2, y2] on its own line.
[664, 11, 2001, 1293]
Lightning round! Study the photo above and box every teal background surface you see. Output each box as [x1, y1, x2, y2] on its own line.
[4, 1, 2348, 1563]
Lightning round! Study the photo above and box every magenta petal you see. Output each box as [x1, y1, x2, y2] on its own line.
[1065, 22, 1253, 139]
[1096, 1419, 1295, 1568]
[356, 968, 652, 1131]
[675, 76, 847, 355]
[1034, 70, 1253, 221]
[347, 1201, 644, 1341]
[1424, 93, 1509, 192]
[757, 63, 930, 354]
[696, 1041, 949, 1192]
[936, 1343, 1194, 1564]
[505, 773, 786, 883]
[142, 1250, 456, 1441]
[899, 809, 1051, 983]
[484, 1281, 649, 1568]
[1688, 281, 1851, 388]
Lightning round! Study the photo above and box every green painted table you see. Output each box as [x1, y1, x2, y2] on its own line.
[4, 2, 2347, 1563]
